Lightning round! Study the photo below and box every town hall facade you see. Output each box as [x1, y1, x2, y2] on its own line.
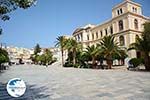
[72, 0, 150, 59]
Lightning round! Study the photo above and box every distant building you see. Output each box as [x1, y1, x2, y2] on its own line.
[49, 47, 61, 60]
[6, 46, 34, 63]
[72, 0, 150, 59]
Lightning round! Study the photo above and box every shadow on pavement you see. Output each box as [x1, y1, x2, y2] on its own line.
[0, 82, 50, 100]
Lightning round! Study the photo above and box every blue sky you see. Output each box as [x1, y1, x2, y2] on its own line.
[0, 0, 150, 48]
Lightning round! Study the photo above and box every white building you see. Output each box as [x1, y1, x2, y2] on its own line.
[73, 0, 150, 59]
[6, 46, 34, 63]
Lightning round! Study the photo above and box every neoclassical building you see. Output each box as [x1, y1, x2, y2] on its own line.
[72, 0, 150, 58]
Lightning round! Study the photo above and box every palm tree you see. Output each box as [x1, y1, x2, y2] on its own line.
[55, 36, 66, 66]
[113, 50, 128, 65]
[64, 38, 81, 65]
[98, 36, 122, 69]
[85, 45, 100, 69]
[128, 23, 150, 70]
[128, 35, 150, 71]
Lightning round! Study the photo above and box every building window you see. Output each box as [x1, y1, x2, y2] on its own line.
[96, 32, 98, 39]
[132, 7, 135, 12]
[87, 35, 89, 40]
[119, 20, 124, 31]
[77, 35, 80, 41]
[100, 31, 103, 37]
[117, 10, 120, 15]
[120, 8, 123, 14]
[119, 35, 125, 46]
[134, 19, 138, 29]
[110, 26, 113, 34]
[135, 8, 137, 13]
[132, 7, 137, 13]
[117, 8, 123, 15]
[92, 34, 94, 40]
[105, 29, 108, 35]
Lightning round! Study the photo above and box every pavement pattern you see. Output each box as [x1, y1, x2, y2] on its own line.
[0, 63, 150, 100]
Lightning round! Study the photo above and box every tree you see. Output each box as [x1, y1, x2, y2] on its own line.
[128, 22, 150, 71]
[55, 36, 66, 66]
[98, 36, 123, 69]
[143, 22, 150, 44]
[0, 48, 9, 66]
[113, 50, 128, 65]
[44, 49, 53, 65]
[0, 0, 37, 21]
[0, 0, 37, 33]
[84, 45, 100, 69]
[75, 51, 87, 68]
[64, 38, 81, 65]
[34, 44, 41, 55]
[30, 44, 41, 64]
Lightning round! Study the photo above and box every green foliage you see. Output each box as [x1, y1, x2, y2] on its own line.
[113, 50, 128, 60]
[55, 36, 66, 66]
[0, 48, 9, 64]
[44, 49, 53, 64]
[36, 49, 53, 65]
[98, 36, 121, 59]
[129, 58, 143, 68]
[143, 22, 150, 44]
[34, 44, 41, 55]
[64, 38, 82, 65]
[128, 22, 150, 71]
[0, 0, 37, 34]
[129, 22, 150, 53]
[55, 36, 66, 49]
[84, 45, 100, 68]
[0, 0, 36, 21]
[31, 44, 56, 66]
[98, 36, 125, 69]
[76, 51, 88, 68]
[85, 45, 100, 60]
[63, 62, 73, 67]
[63, 36, 127, 69]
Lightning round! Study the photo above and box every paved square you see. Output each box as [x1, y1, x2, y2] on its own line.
[0, 64, 150, 100]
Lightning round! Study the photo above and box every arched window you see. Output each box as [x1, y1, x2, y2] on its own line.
[100, 31, 103, 37]
[96, 32, 98, 39]
[110, 26, 113, 34]
[119, 36, 125, 46]
[134, 19, 138, 29]
[105, 28, 108, 35]
[87, 35, 89, 40]
[119, 20, 124, 31]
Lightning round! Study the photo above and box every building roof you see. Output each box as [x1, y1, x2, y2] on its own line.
[112, 0, 141, 10]
[73, 24, 95, 35]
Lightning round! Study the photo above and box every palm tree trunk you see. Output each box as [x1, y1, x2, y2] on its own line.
[106, 60, 112, 69]
[92, 58, 96, 69]
[144, 52, 150, 71]
[73, 50, 76, 65]
[61, 49, 64, 67]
